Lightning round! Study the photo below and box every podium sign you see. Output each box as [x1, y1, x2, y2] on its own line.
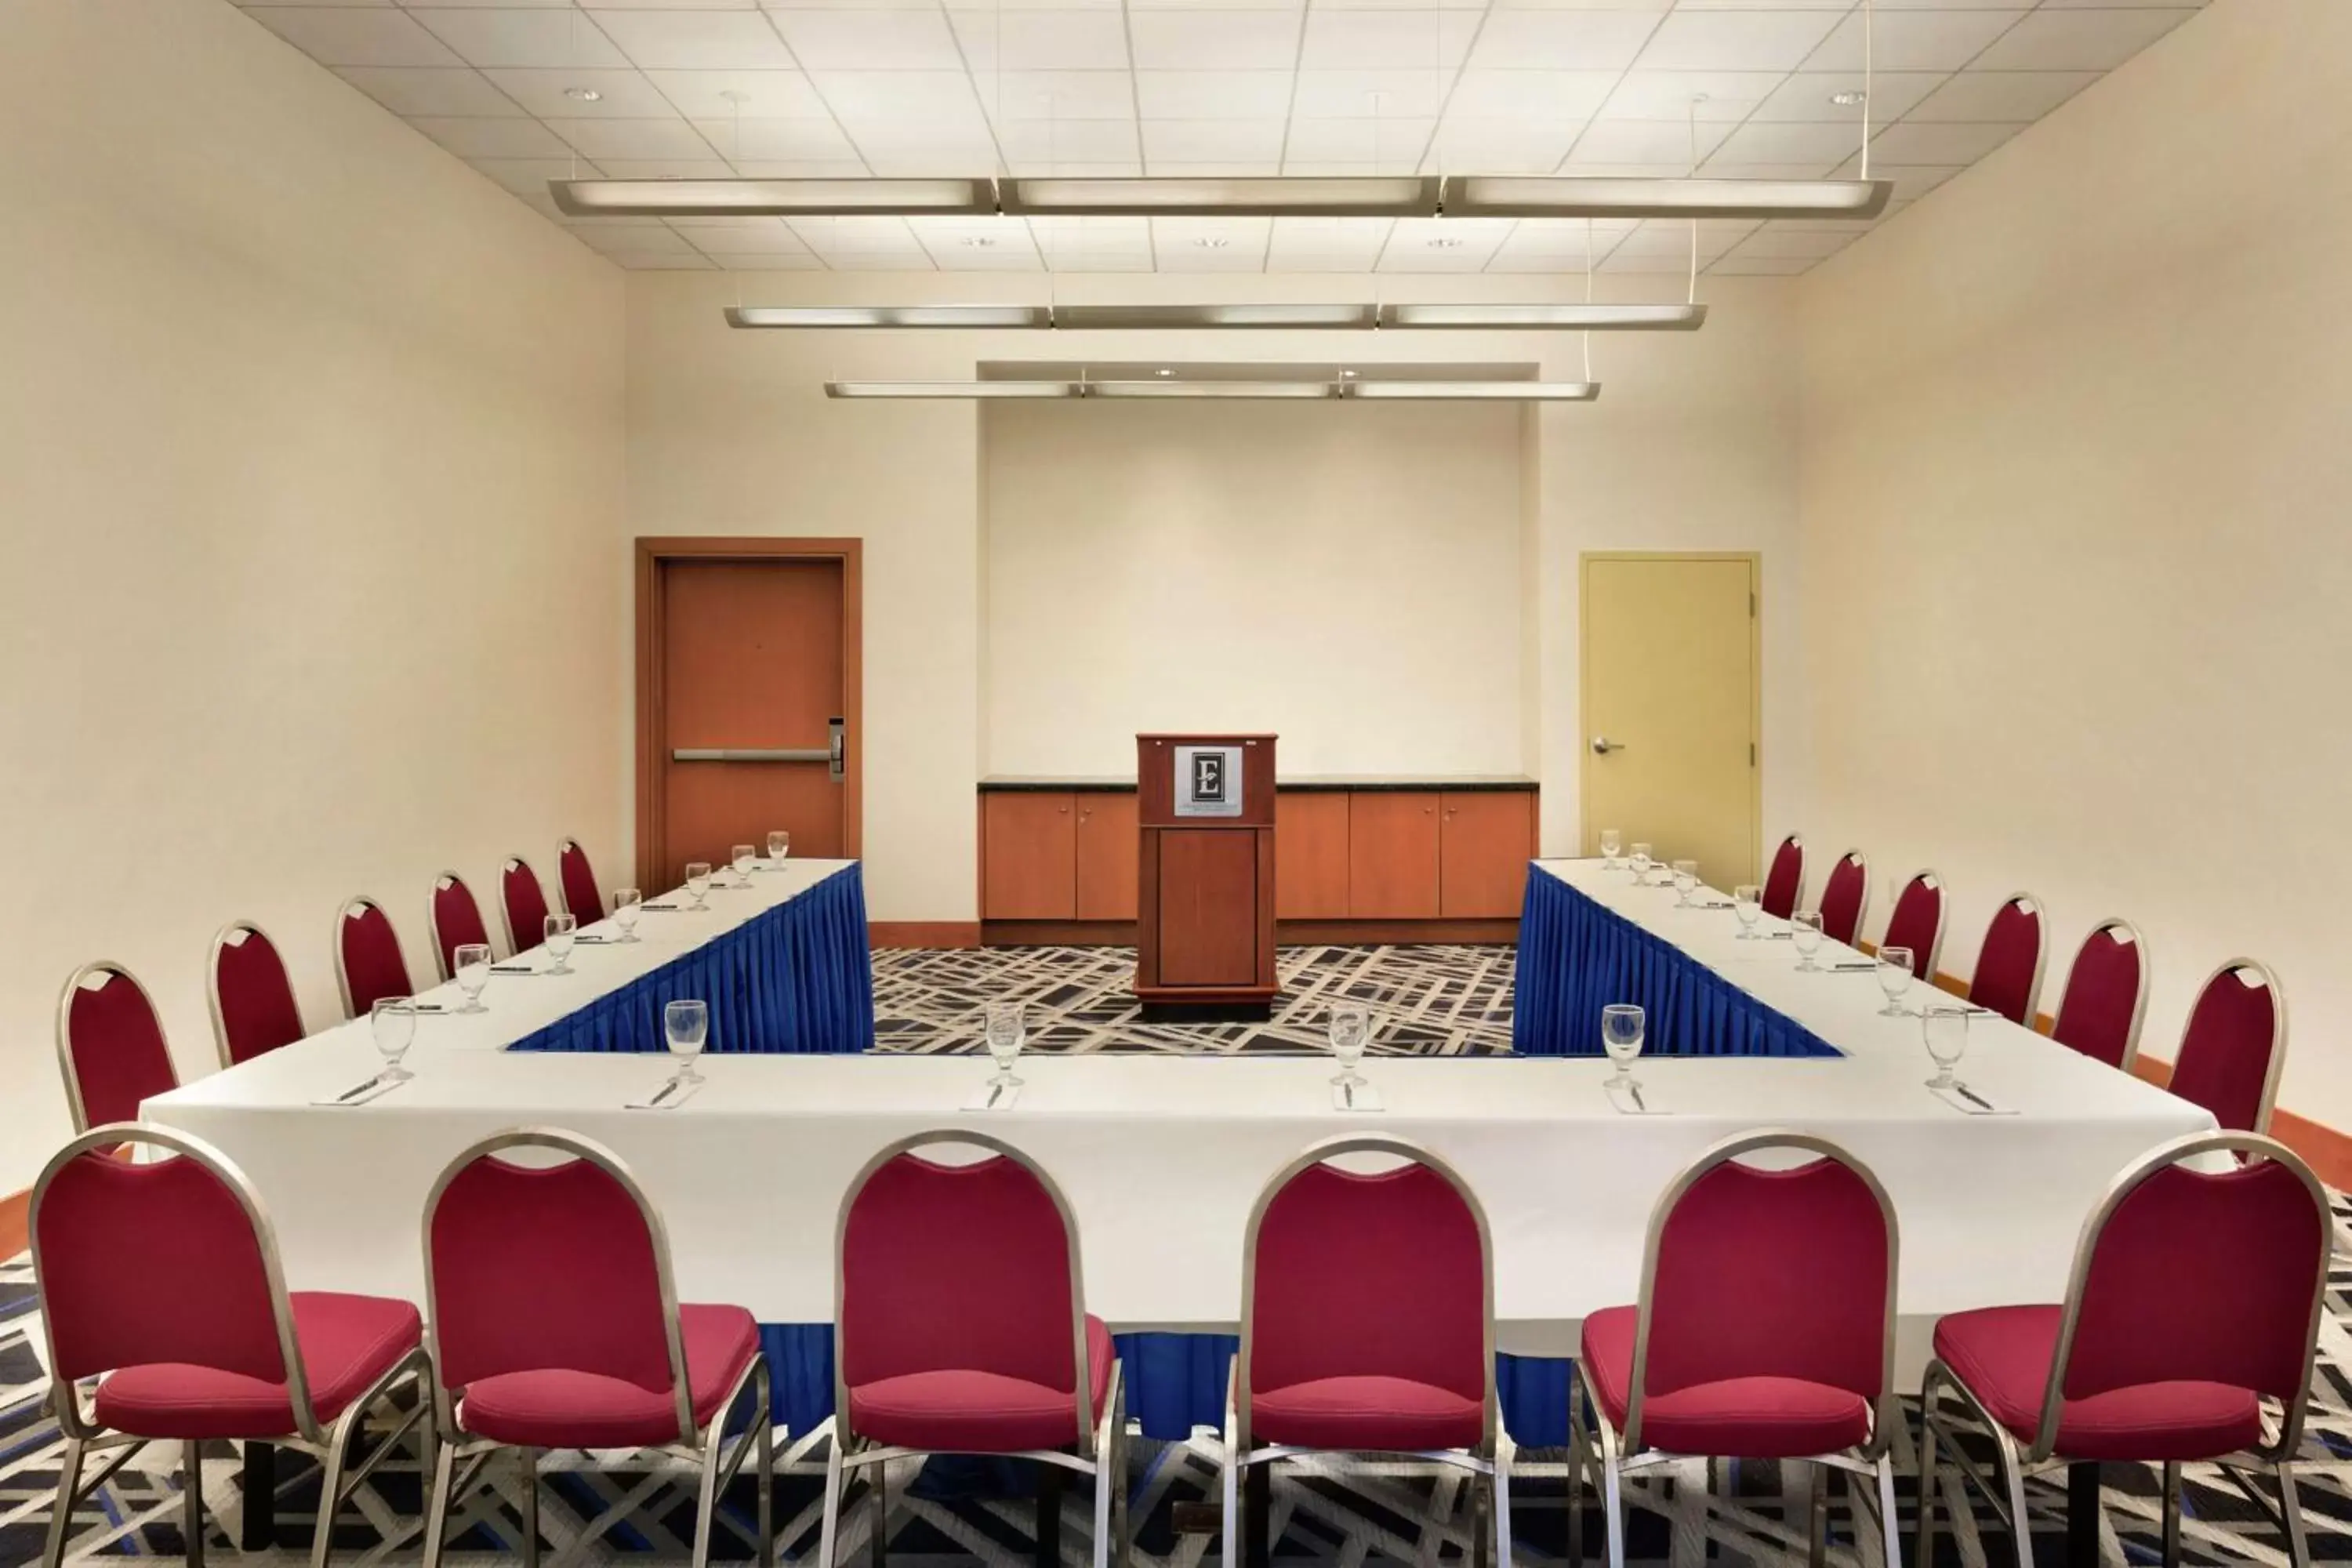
[1135, 734, 1278, 1019]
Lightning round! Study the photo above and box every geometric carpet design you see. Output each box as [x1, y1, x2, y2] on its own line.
[6, 944, 2347, 1566]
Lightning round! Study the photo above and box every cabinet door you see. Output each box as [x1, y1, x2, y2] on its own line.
[1075, 793, 1140, 920]
[1348, 792, 1442, 918]
[1439, 792, 1535, 917]
[982, 792, 1076, 920]
[1275, 793, 1350, 919]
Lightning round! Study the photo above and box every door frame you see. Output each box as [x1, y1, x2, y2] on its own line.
[1577, 550, 1762, 882]
[634, 536, 864, 892]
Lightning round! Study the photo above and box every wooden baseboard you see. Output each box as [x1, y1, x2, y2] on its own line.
[0, 1188, 26, 1259]
[978, 918, 1519, 949]
[983, 920, 1138, 948]
[869, 921, 982, 949]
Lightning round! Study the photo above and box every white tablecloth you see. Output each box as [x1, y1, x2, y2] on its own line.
[143, 857, 2209, 1363]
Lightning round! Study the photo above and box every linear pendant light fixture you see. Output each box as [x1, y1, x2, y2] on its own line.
[824, 379, 1601, 402]
[728, 301, 1701, 332]
[551, 177, 995, 217]
[1376, 303, 1704, 331]
[1001, 176, 1438, 217]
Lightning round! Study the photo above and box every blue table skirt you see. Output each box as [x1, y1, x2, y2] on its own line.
[1512, 867, 1838, 1058]
[510, 864, 874, 1054]
[760, 1327, 1576, 1447]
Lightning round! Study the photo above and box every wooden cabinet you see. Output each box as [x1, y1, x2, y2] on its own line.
[1348, 792, 1443, 918]
[1074, 793, 1139, 919]
[1439, 791, 1536, 917]
[1275, 793, 1351, 919]
[981, 792, 1076, 920]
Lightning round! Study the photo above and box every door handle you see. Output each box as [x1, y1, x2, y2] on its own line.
[1590, 736, 1628, 755]
[829, 716, 845, 783]
[672, 747, 831, 763]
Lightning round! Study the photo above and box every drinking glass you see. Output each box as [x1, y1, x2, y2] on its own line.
[685, 862, 713, 909]
[613, 888, 641, 942]
[371, 997, 417, 1082]
[1876, 946, 1915, 1017]
[731, 844, 756, 886]
[665, 999, 709, 1084]
[543, 913, 577, 975]
[768, 830, 791, 865]
[982, 1000, 1025, 1090]
[454, 943, 491, 1013]
[1671, 859, 1699, 906]
[1630, 844, 1653, 883]
[1327, 1003, 1370, 1089]
[1791, 910, 1826, 971]
[1600, 1004, 1645, 1094]
[1733, 885, 1762, 938]
[1922, 1005, 1971, 1090]
[1599, 829, 1621, 869]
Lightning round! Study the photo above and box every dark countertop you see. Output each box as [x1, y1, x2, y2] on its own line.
[979, 774, 1539, 793]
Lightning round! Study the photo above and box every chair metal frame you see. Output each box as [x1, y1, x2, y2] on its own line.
[2176, 958, 2289, 1136]
[54, 960, 176, 1135]
[426, 871, 490, 983]
[1570, 1130, 1901, 1568]
[1886, 869, 1947, 982]
[1969, 892, 2051, 1027]
[557, 837, 605, 922]
[205, 920, 307, 1072]
[1764, 833, 1806, 918]
[331, 895, 410, 1022]
[822, 1130, 1127, 1568]
[419, 1127, 772, 1568]
[2051, 918, 2152, 1073]
[31, 1123, 431, 1568]
[1225, 1135, 1512, 1568]
[1821, 850, 1871, 949]
[498, 857, 547, 956]
[1917, 1131, 2328, 1568]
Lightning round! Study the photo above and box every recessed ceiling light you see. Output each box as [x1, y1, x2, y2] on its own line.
[1427, 236, 1465, 249]
[564, 86, 602, 103]
[1831, 90, 1867, 107]
[962, 236, 997, 248]
[1193, 237, 1229, 249]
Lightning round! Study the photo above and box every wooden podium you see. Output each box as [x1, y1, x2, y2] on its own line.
[1134, 733, 1278, 1021]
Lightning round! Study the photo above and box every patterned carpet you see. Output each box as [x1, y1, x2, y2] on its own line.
[7, 944, 2347, 1567]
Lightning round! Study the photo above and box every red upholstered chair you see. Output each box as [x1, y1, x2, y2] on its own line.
[1818, 851, 1870, 949]
[1573, 1133, 1900, 1568]
[427, 872, 495, 982]
[1967, 893, 2049, 1027]
[499, 857, 552, 956]
[2166, 959, 2287, 1134]
[1228, 1138, 1508, 1568]
[557, 837, 604, 924]
[1879, 871, 1946, 981]
[333, 896, 412, 1020]
[421, 1130, 771, 1568]
[1761, 835, 1806, 920]
[55, 962, 178, 1134]
[31, 1123, 428, 1568]
[2050, 920, 2152, 1073]
[206, 921, 307, 1070]
[828, 1132, 1124, 1568]
[1918, 1132, 2328, 1568]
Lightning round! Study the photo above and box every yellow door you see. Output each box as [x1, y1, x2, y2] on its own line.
[1580, 554, 1759, 887]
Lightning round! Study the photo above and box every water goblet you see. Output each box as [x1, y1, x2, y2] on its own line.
[543, 913, 576, 975]
[685, 862, 713, 909]
[371, 997, 417, 1083]
[768, 830, 791, 865]
[983, 1000, 1025, 1091]
[1876, 946, 1915, 1017]
[1791, 910, 1826, 971]
[1922, 1004, 1971, 1091]
[731, 844, 756, 887]
[613, 888, 641, 942]
[454, 943, 491, 1013]
[665, 999, 709, 1086]
[1733, 885, 1762, 938]
[1671, 859, 1699, 906]
[1600, 1004, 1645, 1097]
[1327, 1003, 1370, 1090]
[1630, 844, 1653, 884]
[1599, 829, 1621, 869]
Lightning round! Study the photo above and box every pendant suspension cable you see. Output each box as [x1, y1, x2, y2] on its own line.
[1581, 218, 1593, 384]
[1686, 96, 1701, 304]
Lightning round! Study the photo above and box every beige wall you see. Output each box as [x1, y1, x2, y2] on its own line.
[0, 0, 627, 1190]
[982, 400, 1526, 777]
[628, 270, 1809, 919]
[1797, 0, 2352, 1123]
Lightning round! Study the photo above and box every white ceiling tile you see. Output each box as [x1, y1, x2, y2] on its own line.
[1290, 69, 1446, 119]
[1599, 70, 1783, 120]
[1599, 248, 1695, 274]
[1632, 9, 1842, 71]
[1001, 158, 1145, 176]
[482, 67, 681, 116]
[1133, 71, 1296, 118]
[1972, 9, 2195, 71]
[240, 0, 398, 7]
[612, 251, 719, 268]
[1726, 225, 1857, 259]
[1866, 119, 2024, 165]
[1142, 119, 1289, 164]
[691, 115, 861, 159]
[597, 157, 739, 177]
[1829, 158, 1963, 201]
[582, 0, 757, 9]
[1447, 68, 1620, 120]
[593, 10, 795, 69]
[1802, 11, 2027, 72]
[1468, 11, 1660, 70]
[565, 220, 689, 254]
[547, 117, 717, 159]
[1494, 216, 1640, 256]
[730, 158, 872, 176]
[334, 66, 524, 115]
[1906, 70, 2098, 123]
[646, 68, 833, 119]
[952, 9, 1131, 71]
[1127, 11, 1301, 71]
[1608, 220, 1750, 256]
[1379, 226, 1507, 271]
[1746, 70, 1946, 122]
[408, 116, 575, 156]
[788, 216, 923, 250]
[996, 118, 1142, 163]
[407, 9, 626, 68]
[972, 71, 1137, 122]
[1568, 117, 1732, 165]
[1556, 158, 1693, 176]
[670, 216, 811, 252]
[1023, 215, 1152, 247]
[1283, 117, 1433, 162]
[1708, 118, 1862, 165]
[1298, 9, 1477, 70]
[707, 252, 830, 269]
[767, 8, 964, 68]
[466, 155, 600, 194]
[931, 248, 1046, 271]
[1697, 155, 1841, 178]
[1428, 119, 1587, 171]
[813, 70, 990, 129]
[1152, 216, 1272, 270]
[1706, 254, 1816, 274]
[248, 8, 463, 65]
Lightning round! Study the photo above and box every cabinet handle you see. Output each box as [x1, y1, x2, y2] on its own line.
[1058, 806, 1070, 814]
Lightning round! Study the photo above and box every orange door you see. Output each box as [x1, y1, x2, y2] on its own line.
[982, 793, 1078, 920]
[1348, 793, 1442, 918]
[656, 559, 848, 886]
[1439, 792, 1535, 917]
[1275, 792, 1351, 919]
[1074, 793, 1140, 920]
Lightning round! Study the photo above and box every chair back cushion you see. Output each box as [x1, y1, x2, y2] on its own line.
[428, 1152, 673, 1395]
[1249, 1160, 1485, 1403]
[503, 859, 552, 953]
[2167, 967, 2280, 1134]
[213, 928, 305, 1066]
[1881, 875, 1944, 978]
[38, 1146, 284, 1385]
[841, 1152, 1077, 1393]
[2063, 1156, 2322, 1404]
[64, 968, 178, 1129]
[559, 840, 604, 924]
[1819, 855, 1867, 947]
[430, 876, 493, 982]
[338, 902, 412, 1016]
[1643, 1155, 1889, 1403]
[1761, 837, 1804, 920]
[1969, 898, 2043, 1025]
[2052, 924, 2143, 1069]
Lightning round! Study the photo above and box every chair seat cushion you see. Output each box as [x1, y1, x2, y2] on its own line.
[1581, 1305, 1872, 1458]
[849, 1315, 1114, 1453]
[93, 1291, 422, 1440]
[457, 1303, 759, 1450]
[1251, 1374, 1484, 1451]
[1933, 1305, 2263, 1462]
